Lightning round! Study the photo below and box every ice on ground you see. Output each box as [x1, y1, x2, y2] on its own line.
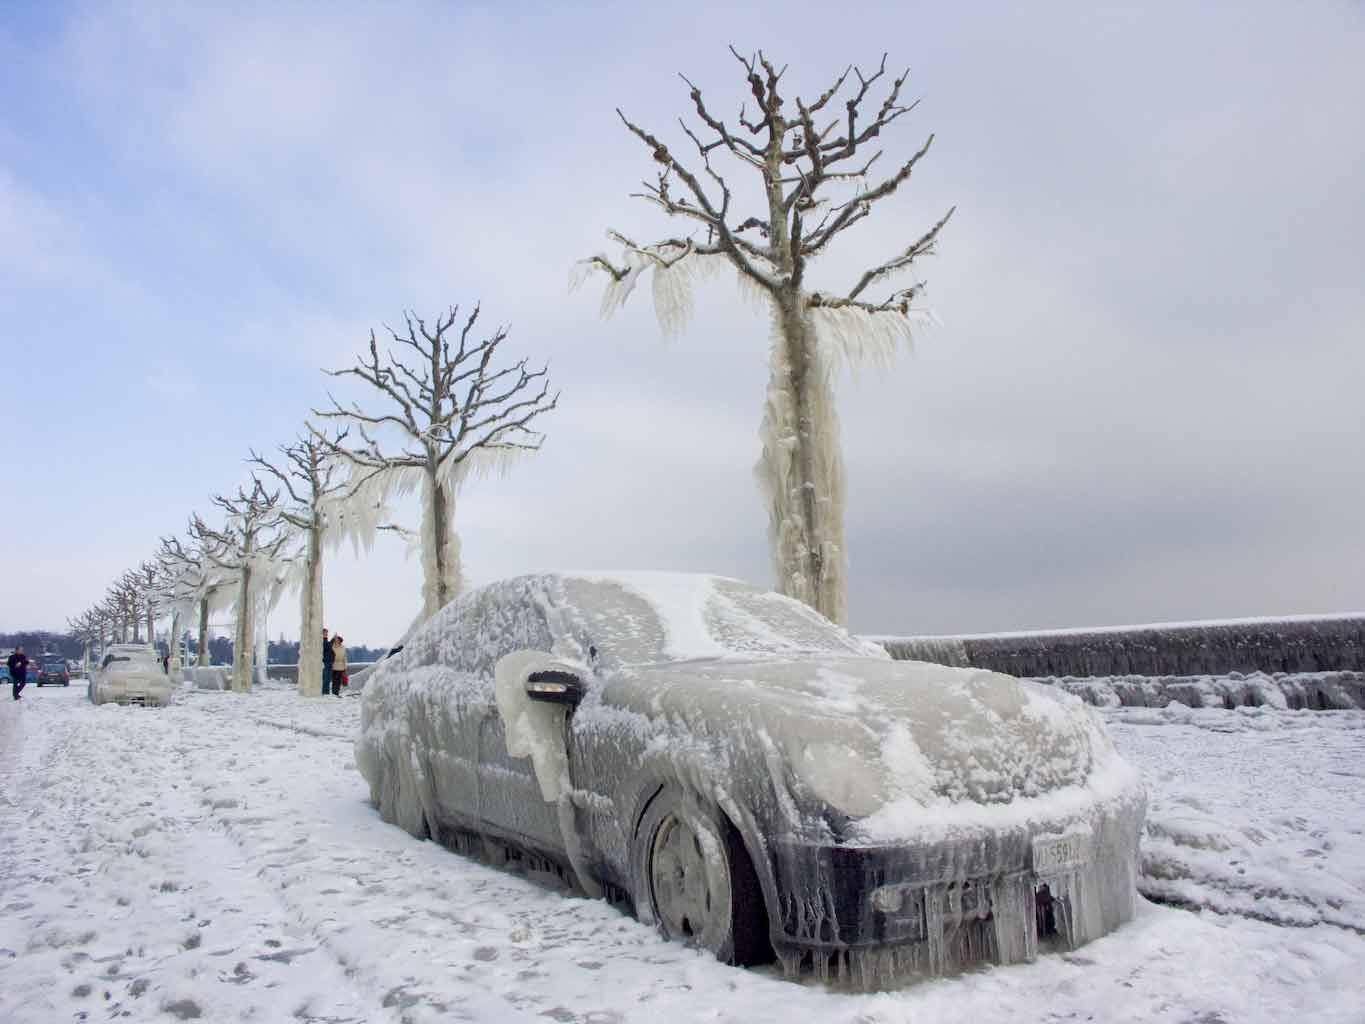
[1105, 705, 1365, 933]
[2, 683, 1363, 1022]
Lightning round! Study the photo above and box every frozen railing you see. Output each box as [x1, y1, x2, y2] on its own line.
[1040, 670, 1365, 710]
[870, 614, 1365, 679]
[264, 662, 375, 685]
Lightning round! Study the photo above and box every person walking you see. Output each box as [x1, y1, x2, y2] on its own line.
[322, 628, 334, 696]
[330, 635, 347, 698]
[7, 645, 29, 700]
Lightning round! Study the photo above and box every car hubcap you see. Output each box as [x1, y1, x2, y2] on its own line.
[650, 813, 715, 940]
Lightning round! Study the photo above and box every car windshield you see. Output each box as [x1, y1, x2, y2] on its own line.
[42, 661, 66, 670]
[558, 574, 875, 667]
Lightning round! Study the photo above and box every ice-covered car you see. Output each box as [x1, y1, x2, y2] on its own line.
[90, 644, 173, 707]
[357, 573, 1145, 988]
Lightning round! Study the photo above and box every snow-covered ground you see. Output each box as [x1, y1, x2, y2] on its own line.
[2, 685, 1362, 1023]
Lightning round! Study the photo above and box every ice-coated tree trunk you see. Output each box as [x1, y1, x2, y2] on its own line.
[421, 470, 463, 620]
[254, 597, 269, 688]
[197, 598, 210, 667]
[757, 299, 848, 625]
[231, 565, 253, 693]
[297, 525, 324, 696]
[145, 606, 154, 652]
[169, 609, 182, 675]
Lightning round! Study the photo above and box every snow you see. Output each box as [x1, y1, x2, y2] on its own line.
[3, 685, 1362, 1022]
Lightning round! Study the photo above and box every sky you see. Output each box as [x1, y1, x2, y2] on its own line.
[2, 1, 1362, 646]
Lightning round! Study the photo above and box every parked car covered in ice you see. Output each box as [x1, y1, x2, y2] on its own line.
[90, 644, 173, 707]
[356, 573, 1145, 988]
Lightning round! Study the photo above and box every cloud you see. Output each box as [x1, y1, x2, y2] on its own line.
[3, 1, 1363, 642]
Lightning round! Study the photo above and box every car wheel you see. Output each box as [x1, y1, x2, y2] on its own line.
[633, 786, 769, 966]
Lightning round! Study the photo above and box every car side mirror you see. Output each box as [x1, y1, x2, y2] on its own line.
[525, 668, 584, 706]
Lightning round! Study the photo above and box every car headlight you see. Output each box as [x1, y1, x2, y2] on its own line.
[793, 741, 889, 819]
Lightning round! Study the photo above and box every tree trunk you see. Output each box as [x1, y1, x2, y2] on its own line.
[756, 298, 848, 625]
[297, 526, 324, 696]
[197, 598, 209, 667]
[422, 471, 463, 620]
[232, 566, 253, 693]
[254, 597, 269, 688]
[146, 607, 154, 652]
[169, 609, 182, 675]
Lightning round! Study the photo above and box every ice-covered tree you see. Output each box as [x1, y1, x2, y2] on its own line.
[107, 577, 143, 643]
[197, 479, 292, 693]
[248, 428, 353, 697]
[314, 306, 558, 623]
[67, 606, 113, 670]
[132, 561, 160, 649]
[574, 49, 952, 624]
[155, 534, 215, 674]
[185, 516, 236, 667]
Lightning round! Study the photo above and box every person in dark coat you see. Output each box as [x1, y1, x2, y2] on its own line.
[7, 646, 29, 700]
[322, 628, 335, 695]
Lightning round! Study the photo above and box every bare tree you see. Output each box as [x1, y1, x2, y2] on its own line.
[185, 516, 235, 667]
[575, 49, 953, 624]
[314, 306, 558, 622]
[155, 534, 215, 674]
[248, 428, 352, 697]
[108, 576, 142, 643]
[67, 606, 113, 672]
[133, 561, 160, 649]
[197, 479, 292, 693]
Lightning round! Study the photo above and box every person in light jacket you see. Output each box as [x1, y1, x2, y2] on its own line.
[329, 635, 347, 697]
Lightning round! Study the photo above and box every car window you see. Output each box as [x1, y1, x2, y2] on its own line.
[558, 577, 667, 667]
[405, 578, 555, 678]
[556, 575, 872, 666]
[706, 578, 872, 658]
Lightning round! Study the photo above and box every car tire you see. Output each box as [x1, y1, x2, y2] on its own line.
[632, 785, 769, 966]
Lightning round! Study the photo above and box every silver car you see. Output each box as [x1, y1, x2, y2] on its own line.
[357, 573, 1145, 989]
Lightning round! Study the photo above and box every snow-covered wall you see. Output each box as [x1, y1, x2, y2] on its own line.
[1040, 670, 1365, 711]
[874, 615, 1364, 679]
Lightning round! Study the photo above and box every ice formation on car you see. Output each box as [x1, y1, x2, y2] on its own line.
[356, 572, 1145, 990]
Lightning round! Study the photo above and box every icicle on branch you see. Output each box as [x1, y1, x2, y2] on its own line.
[311, 304, 558, 620]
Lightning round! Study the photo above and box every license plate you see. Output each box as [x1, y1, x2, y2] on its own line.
[1032, 833, 1089, 874]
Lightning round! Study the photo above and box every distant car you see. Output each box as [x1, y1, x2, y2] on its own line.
[90, 644, 173, 707]
[36, 658, 70, 686]
[357, 573, 1146, 986]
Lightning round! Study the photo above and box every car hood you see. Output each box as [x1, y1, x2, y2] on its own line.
[597, 656, 1129, 823]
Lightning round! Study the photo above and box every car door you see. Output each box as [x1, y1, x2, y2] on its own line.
[434, 579, 566, 852]
[476, 709, 564, 851]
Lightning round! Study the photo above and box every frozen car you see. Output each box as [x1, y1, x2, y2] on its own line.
[90, 644, 173, 707]
[356, 573, 1145, 989]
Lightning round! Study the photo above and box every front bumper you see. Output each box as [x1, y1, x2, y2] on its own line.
[766, 790, 1145, 976]
[94, 677, 173, 706]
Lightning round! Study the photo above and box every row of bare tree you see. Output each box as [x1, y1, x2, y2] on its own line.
[67, 49, 948, 688]
[69, 306, 557, 696]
